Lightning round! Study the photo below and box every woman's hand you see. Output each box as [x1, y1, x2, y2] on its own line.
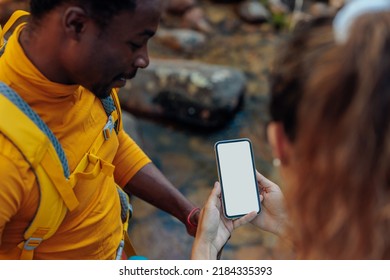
[191, 182, 257, 259]
[251, 171, 287, 237]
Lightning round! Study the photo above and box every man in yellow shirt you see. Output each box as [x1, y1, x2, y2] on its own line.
[0, 0, 199, 259]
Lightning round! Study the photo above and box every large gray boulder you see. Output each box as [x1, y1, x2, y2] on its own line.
[119, 59, 246, 129]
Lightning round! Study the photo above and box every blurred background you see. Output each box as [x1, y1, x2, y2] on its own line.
[1, 0, 343, 259]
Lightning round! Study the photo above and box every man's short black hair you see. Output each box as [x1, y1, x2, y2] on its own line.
[30, 0, 137, 27]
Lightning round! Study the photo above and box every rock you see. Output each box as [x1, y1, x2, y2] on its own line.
[216, 19, 242, 35]
[309, 2, 333, 17]
[165, 0, 196, 14]
[118, 59, 246, 129]
[268, 0, 290, 14]
[237, 0, 271, 24]
[181, 7, 213, 33]
[290, 11, 312, 28]
[329, 0, 344, 9]
[154, 28, 206, 53]
[280, 0, 296, 11]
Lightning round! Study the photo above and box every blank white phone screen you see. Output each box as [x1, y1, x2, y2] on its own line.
[216, 140, 260, 218]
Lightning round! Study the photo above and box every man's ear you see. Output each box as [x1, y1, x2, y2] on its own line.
[62, 7, 89, 40]
[267, 122, 293, 166]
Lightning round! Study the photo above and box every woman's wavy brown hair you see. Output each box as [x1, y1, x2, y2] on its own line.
[271, 13, 390, 259]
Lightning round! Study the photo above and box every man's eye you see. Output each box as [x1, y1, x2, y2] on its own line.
[129, 42, 142, 50]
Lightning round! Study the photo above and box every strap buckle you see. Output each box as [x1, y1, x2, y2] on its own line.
[103, 115, 115, 140]
[115, 240, 125, 260]
[24, 237, 43, 251]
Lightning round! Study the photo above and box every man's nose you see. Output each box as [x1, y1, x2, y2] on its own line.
[133, 46, 149, 69]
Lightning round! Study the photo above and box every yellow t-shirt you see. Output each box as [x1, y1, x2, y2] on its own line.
[0, 25, 151, 259]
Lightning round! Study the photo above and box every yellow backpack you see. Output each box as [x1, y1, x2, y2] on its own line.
[0, 11, 135, 260]
[0, 25, 3, 55]
[0, 10, 29, 55]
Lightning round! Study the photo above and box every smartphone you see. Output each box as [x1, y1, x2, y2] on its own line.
[215, 138, 261, 219]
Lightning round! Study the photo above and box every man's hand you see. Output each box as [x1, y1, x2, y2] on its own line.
[186, 208, 200, 236]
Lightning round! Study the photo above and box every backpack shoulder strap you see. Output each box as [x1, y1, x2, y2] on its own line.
[0, 83, 71, 177]
[1, 10, 29, 36]
[67, 91, 122, 188]
[0, 82, 79, 259]
[0, 83, 136, 259]
[111, 89, 123, 131]
[99, 90, 122, 139]
[0, 10, 29, 56]
[0, 25, 4, 55]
